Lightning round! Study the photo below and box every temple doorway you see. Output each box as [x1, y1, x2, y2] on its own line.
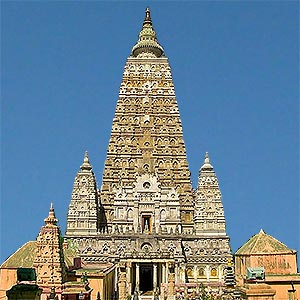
[140, 263, 153, 294]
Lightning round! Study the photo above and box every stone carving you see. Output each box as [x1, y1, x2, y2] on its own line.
[34, 204, 66, 289]
[64, 7, 232, 296]
[194, 152, 228, 237]
[65, 152, 99, 236]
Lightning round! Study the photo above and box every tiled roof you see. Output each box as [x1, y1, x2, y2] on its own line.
[1, 241, 37, 268]
[1, 240, 79, 269]
[235, 229, 295, 255]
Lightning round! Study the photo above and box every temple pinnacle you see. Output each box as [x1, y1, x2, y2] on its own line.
[201, 152, 213, 170]
[131, 7, 164, 57]
[44, 202, 58, 226]
[205, 152, 210, 164]
[80, 151, 92, 171]
[144, 7, 152, 25]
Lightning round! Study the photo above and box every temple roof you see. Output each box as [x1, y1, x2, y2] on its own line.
[131, 7, 164, 57]
[235, 229, 296, 255]
[1, 241, 78, 269]
[1, 241, 37, 268]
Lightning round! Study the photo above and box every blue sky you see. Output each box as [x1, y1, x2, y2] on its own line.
[1, 1, 299, 263]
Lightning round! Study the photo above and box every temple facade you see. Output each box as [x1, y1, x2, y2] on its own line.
[64, 8, 232, 299]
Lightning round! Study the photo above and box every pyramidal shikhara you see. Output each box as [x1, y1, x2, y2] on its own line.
[64, 7, 231, 297]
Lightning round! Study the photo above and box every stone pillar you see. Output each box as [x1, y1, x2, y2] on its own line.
[153, 263, 158, 290]
[133, 206, 139, 233]
[178, 263, 185, 282]
[167, 273, 175, 300]
[166, 262, 169, 284]
[115, 267, 119, 295]
[218, 265, 223, 281]
[193, 265, 197, 281]
[175, 263, 178, 283]
[162, 263, 166, 283]
[118, 272, 127, 300]
[136, 263, 140, 291]
[205, 265, 210, 281]
[126, 262, 132, 295]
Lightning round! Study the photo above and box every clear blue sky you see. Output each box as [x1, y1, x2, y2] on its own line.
[1, 1, 299, 263]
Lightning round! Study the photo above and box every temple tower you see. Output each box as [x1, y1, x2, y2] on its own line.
[194, 152, 227, 235]
[65, 151, 100, 237]
[99, 7, 194, 234]
[33, 204, 66, 297]
[65, 8, 232, 298]
[182, 152, 231, 284]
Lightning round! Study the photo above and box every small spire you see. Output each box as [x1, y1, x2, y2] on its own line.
[259, 229, 265, 234]
[144, 7, 152, 25]
[201, 152, 213, 170]
[44, 202, 58, 226]
[204, 152, 210, 164]
[80, 151, 92, 171]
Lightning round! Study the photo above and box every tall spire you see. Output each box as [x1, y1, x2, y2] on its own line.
[131, 7, 164, 57]
[100, 6, 193, 235]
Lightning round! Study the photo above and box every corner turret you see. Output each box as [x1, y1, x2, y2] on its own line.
[65, 152, 100, 237]
[194, 152, 228, 236]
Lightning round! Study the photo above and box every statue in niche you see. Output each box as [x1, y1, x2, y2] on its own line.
[144, 220, 149, 233]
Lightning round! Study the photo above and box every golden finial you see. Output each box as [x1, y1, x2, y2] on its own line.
[144, 7, 152, 25]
